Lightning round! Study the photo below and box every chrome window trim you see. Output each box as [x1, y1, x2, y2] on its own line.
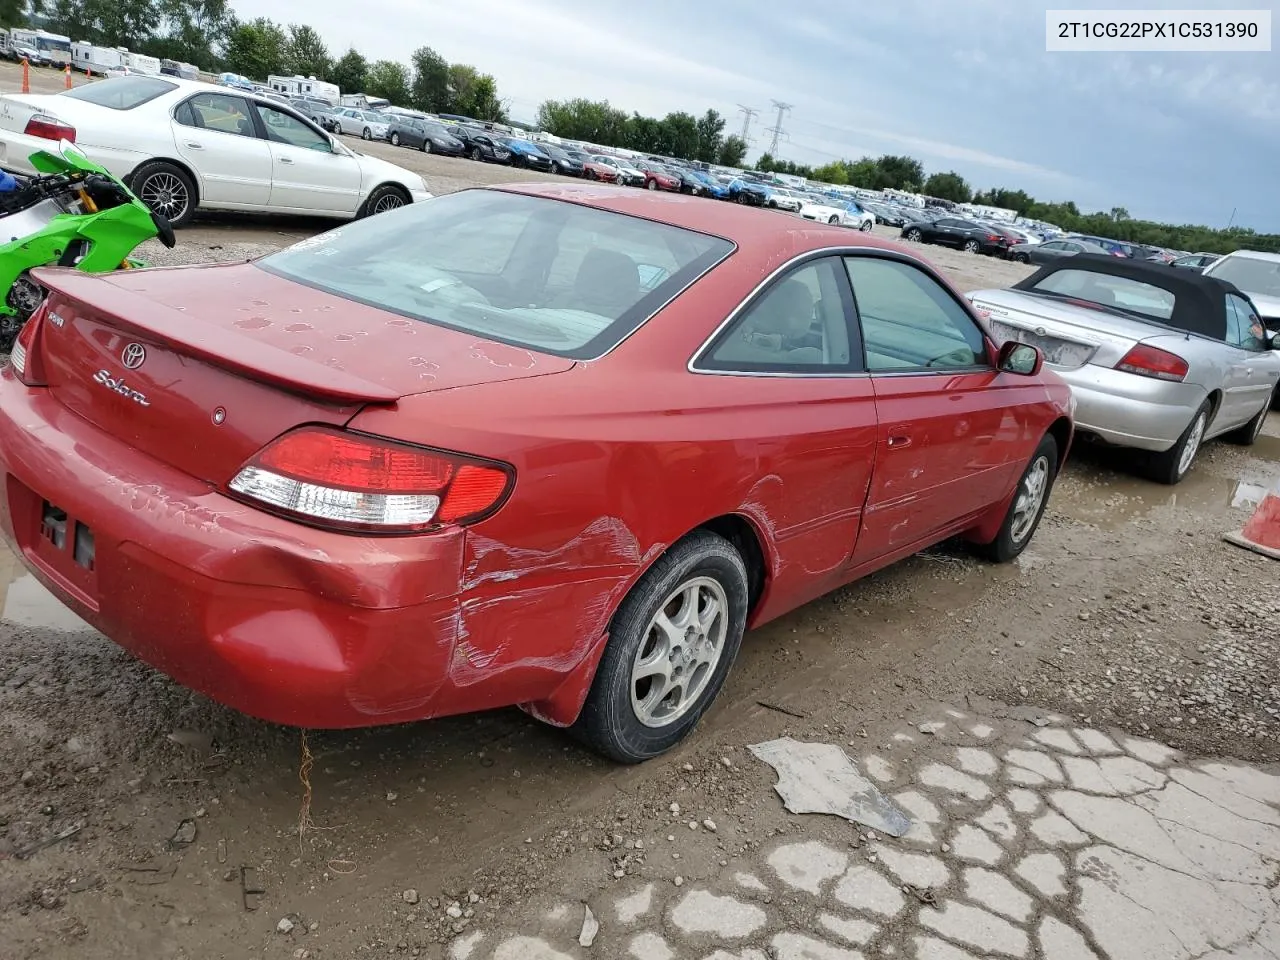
[687, 245, 996, 379]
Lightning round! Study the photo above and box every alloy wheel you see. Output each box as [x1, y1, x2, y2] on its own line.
[630, 577, 728, 728]
[139, 172, 189, 223]
[1010, 455, 1050, 544]
[1178, 411, 1208, 477]
[372, 192, 405, 215]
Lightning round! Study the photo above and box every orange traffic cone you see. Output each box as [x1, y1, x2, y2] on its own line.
[20, 58, 29, 94]
[64, 64, 72, 89]
[1224, 477, 1280, 560]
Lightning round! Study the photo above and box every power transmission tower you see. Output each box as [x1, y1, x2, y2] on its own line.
[765, 100, 793, 156]
[736, 104, 759, 144]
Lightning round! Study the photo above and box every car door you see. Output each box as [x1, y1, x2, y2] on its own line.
[693, 256, 879, 609]
[1223, 293, 1278, 423]
[250, 101, 361, 216]
[172, 92, 272, 207]
[931, 218, 964, 247]
[337, 108, 362, 135]
[845, 254, 1035, 566]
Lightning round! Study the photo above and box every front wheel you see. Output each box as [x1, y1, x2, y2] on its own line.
[470, 147, 483, 161]
[828, 214, 840, 225]
[1226, 398, 1269, 446]
[361, 127, 372, 140]
[420, 139, 431, 153]
[1148, 400, 1210, 485]
[571, 531, 749, 764]
[977, 434, 1059, 562]
[905, 228, 923, 242]
[358, 184, 409, 218]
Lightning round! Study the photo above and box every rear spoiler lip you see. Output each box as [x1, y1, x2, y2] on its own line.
[32, 265, 402, 405]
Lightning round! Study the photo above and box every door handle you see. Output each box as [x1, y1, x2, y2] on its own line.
[887, 435, 912, 449]
[278, 157, 294, 164]
[183, 141, 203, 149]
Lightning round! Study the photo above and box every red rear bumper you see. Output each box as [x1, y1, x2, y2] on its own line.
[0, 374, 481, 728]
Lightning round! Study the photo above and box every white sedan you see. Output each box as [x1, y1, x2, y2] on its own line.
[797, 196, 875, 231]
[0, 75, 430, 225]
[333, 107, 390, 141]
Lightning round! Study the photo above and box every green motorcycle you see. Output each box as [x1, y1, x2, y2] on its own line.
[0, 139, 175, 351]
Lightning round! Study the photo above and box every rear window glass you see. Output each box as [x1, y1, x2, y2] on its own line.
[61, 76, 176, 110]
[259, 190, 734, 360]
[1031, 268, 1175, 321]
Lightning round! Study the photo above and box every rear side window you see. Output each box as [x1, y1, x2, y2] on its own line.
[61, 76, 176, 110]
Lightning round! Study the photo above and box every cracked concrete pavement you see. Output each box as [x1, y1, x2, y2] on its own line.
[445, 707, 1280, 960]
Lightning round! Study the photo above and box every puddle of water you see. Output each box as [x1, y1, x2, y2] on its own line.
[0, 540, 92, 632]
[1054, 445, 1279, 531]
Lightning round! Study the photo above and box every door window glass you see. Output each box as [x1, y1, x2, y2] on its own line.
[845, 257, 989, 371]
[1225, 294, 1266, 351]
[253, 103, 330, 151]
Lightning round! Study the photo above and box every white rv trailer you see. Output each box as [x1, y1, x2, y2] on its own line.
[71, 41, 123, 75]
[120, 49, 161, 76]
[269, 75, 340, 105]
[10, 28, 72, 67]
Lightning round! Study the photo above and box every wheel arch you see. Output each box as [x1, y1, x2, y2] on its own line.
[1046, 415, 1074, 472]
[521, 510, 773, 729]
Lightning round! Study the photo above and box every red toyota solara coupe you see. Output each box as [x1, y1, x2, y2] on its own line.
[0, 184, 1072, 763]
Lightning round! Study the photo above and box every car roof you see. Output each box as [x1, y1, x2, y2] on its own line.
[1221, 249, 1280, 263]
[1012, 253, 1248, 340]
[489, 183, 904, 252]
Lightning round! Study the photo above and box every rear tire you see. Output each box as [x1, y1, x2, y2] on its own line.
[859, 219, 873, 232]
[420, 139, 430, 153]
[977, 434, 1058, 563]
[1147, 400, 1211, 485]
[571, 531, 749, 764]
[470, 147, 483, 161]
[1014, 253, 1030, 263]
[963, 239, 980, 254]
[828, 214, 840, 225]
[130, 160, 197, 228]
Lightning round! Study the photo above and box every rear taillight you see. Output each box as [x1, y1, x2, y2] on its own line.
[9, 301, 48, 386]
[1116, 344, 1188, 382]
[228, 427, 513, 534]
[24, 114, 76, 143]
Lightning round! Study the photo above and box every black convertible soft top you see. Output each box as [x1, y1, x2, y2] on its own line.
[1012, 253, 1255, 341]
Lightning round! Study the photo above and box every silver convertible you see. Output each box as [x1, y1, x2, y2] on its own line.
[968, 255, 1280, 484]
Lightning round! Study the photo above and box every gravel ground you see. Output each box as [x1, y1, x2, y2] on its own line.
[1, 61, 1278, 960]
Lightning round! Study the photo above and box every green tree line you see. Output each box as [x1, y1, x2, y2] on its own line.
[17, 0, 507, 120]
[537, 98, 748, 168]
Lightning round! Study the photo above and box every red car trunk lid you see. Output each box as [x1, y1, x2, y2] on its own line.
[30, 264, 575, 486]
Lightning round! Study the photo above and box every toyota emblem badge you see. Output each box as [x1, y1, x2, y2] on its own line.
[121, 343, 146, 370]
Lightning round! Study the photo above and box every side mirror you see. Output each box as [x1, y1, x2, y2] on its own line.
[1269, 332, 1280, 350]
[998, 340, 1043, 376]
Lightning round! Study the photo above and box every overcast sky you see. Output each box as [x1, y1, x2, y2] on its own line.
[232, 0, 1278, 230]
